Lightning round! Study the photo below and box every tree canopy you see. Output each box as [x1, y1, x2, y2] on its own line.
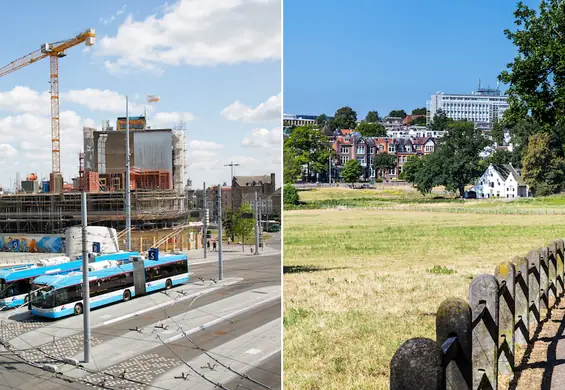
[234, 203, 255, 249]
[522, 132, 565, 196]
[356, 121, 387, 137]
[412, 107, 426, 116]
[365, 111, 380, 123]
[388, 109, 407, 119]
[283, 184, 299, 205]
[341, 159, 363, 183]
[283, 145, 302, 184]
[284, 126, 331, 182]
[333, 106, 358, 130]
[430, 109, 452, 131]
[316, 114, 328, 128]
[372, 153, 396, 179]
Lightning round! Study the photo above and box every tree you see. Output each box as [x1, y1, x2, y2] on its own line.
[490, 120, 505, 146]
[430, 109, 452, 131]
[433, 120, 491, 196]
[485, 149, 513, 166]
[316, 114, 328, 127]
[283, 145, 302, 184]
[388, 109, 407, 118]
[372, 153, 397, 180]
[365, 111, 380, 123]
[409, 116, 427, 126]
[234, 203, 255, 251]
[222, 211, 236, 241]
[356, 121, 387, 137]
[412, 107, 426, 115]
[284, 126, 331, 182]
[522, 132, 565, 196]
[413, 153, 440, 195]
[341, 159, 363, 184]
[499, 1, 565, 128]
[399, 156, 423, 184]
[333, 106, 358, 130]
[283, 184, 299, 205]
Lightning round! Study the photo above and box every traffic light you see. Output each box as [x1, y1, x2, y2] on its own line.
[206, 230, 211, 239]
[204, 208, 210, 225]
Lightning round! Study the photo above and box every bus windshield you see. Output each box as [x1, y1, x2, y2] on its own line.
[30, 284, 54, 308]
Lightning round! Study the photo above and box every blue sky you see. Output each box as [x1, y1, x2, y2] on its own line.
[0, 0, 281, 190]
[283, 0, 538, 119]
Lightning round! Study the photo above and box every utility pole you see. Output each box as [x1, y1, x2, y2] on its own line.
[81, 191, 91, 363]
[203, 182, 207, 259]
[258, 197, 263, 252]
[329, 154, 332, 184]
[254, 191, 259, 255]
[125, 96, 131, 251]
[217, 184, 223, 280]
[224, 161, 239, 241]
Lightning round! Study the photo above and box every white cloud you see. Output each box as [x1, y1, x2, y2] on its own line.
[189, 140, 223, 150]
[0, 87, 50, 115]
[222, 93, 281, 123]
[150, 112, 195, 128]
[100, 4, 127, 25]
[95, 0, 281, 73]
[0, 111, 95, 185]
[241, 127, 280, 148]
[0, 144, 17, 157]
[62, 88, 146, 114]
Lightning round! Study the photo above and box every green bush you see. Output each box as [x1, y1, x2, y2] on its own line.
[375, 178, 384, 183]
[284, 184, 299, 205]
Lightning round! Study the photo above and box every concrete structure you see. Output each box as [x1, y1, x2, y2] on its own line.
[427, 83, 509, 130]
[469, 164, 529, 198]
[83, 126, 186, 193]
[64, 226, 119, 258]
[387, 126, 445, 139]
[283, 114, 318, 127]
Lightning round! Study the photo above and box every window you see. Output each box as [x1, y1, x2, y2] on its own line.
[341, 155, 349, 164]
[389, 167, 396, 175]
[357, 146, 365, 154]
[55, 285, 82, 306]
[341, 146, 350, 154]
[357, 157, 366, 165]
[388, 145, 396, 153]
[370, 147, 376, 154]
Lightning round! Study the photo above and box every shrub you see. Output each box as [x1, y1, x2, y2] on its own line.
[284, 184, 299, 205]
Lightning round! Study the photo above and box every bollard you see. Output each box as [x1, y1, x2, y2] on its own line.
[469, 274, 499, 390]
[436, 298, 472, 389]
[390, 338, 443, 390]
[495, 262, 516, 374]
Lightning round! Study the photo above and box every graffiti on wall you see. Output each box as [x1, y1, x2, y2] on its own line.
[0, 235, 64, 253]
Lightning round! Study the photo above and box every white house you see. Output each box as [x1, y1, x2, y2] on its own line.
[468, 164, 529, 198]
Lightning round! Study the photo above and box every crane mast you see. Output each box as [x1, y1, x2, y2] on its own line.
[0, 28, 95, 189]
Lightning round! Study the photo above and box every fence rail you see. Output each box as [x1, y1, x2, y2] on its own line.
[322, 205, 565, 215]
[390, 239, 565, 389]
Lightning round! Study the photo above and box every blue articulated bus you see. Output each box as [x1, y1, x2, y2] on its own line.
[30, 254, 189, 319]
[0, 251, 138, 309]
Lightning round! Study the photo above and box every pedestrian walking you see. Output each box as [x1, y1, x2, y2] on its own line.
[213, 241, 217, 252]
[207, 240, 210, 250]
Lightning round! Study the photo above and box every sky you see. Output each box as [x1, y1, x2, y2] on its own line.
[0, 0, 281, 191]
[283, 0, 540, 120]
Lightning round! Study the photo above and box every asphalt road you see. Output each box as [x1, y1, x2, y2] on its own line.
[0, 236, 281, 390]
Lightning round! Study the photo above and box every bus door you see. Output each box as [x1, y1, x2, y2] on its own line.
[133, 257, 146, 296]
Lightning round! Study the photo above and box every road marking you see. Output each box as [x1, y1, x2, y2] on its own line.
[190, 251, 280, 266]
[165, 294, 280, 343]
[245, 348, 261, 355]
[102, 278, 241, 326]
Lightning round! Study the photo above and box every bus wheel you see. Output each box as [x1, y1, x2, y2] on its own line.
[123, 289, 131, 301]
[74, 303, 83, 315]
[165, 279, 173, 290]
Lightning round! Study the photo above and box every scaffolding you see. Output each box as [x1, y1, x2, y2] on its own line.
[0, 190, 187, 235]
[172, 129, 187, 193]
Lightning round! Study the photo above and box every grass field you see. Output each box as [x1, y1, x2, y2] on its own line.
[294, 186, 565, 210]
[283, 208, 565, 389]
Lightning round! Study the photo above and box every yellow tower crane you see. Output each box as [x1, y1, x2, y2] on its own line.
[0, 28, 96, 188]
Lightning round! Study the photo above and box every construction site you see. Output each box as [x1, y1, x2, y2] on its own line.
[0, 28, 192, 240]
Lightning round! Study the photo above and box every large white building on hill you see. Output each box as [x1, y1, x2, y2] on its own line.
[426, 83, 509, 130]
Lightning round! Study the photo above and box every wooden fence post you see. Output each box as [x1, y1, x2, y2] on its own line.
[540, 247, 550, 318]
[556, 239, 565, 296]
[527, 249, 541, 332]
[390, 338, 443, 390]
[436, 298, 472, 389]
[548, 244, 558, 306]
[514, 256, 529, 345]
[469, 274, 499, 390]
[495, 262, 515, 375]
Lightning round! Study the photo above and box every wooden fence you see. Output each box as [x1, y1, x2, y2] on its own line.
[390, 239, 565, 389]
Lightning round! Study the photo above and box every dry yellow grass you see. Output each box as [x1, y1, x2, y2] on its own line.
[283, 209, 565, 389]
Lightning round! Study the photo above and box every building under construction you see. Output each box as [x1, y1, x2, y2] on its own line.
[0, 118, 190, 234]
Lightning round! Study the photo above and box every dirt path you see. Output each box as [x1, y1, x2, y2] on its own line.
[511, 300, 565, 389]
